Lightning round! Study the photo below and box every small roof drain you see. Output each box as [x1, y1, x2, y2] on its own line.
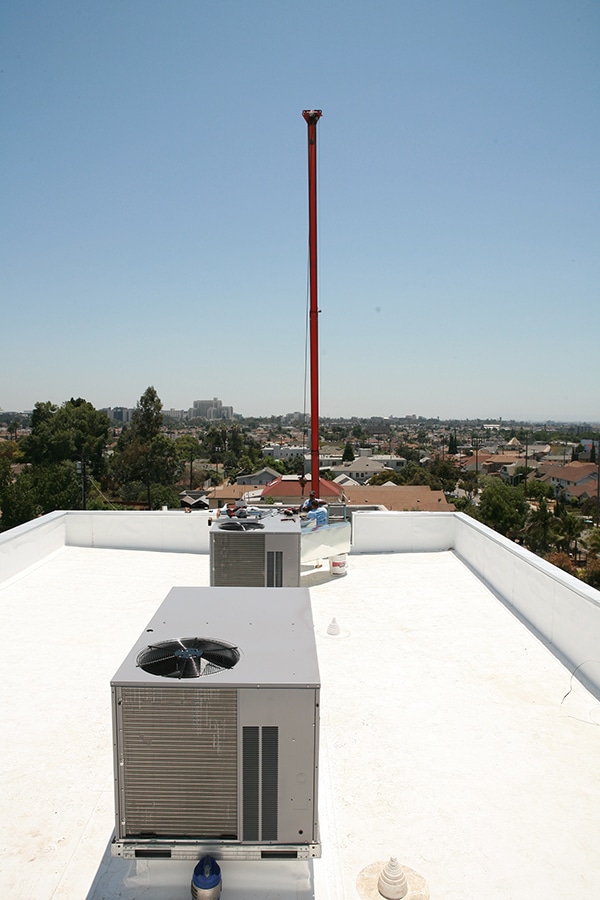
[356, 857, 429, 900]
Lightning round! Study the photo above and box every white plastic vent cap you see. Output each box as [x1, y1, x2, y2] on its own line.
[377, 856, 408, 899]
[327, 618, 341, 635]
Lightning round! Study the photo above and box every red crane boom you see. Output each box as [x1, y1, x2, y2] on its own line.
[302, 109, 322, 498]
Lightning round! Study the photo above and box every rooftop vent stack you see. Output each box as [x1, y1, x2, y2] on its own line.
[327, 617, 341, 636]
[356, 857, 430, 900]
[378, 857, 408, 899]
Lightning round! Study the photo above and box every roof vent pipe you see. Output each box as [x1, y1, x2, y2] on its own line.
[356, 858, 429, 900]
[377, 857, 408, 899]
[327, 617, 341, 635]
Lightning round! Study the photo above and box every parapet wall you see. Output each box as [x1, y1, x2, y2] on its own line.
[351, 510, 455, 552]
[0, 510, 211, 586]
[452, 512, 600, 698]
[352, 510, 600, 697]
[2, 508, 599, 696]
[0, 510, 67, 586]
[65, 509, 212, 553]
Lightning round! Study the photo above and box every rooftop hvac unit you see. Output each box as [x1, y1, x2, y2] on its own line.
[111, 586, 320, 861]
[210, 513, 301, 587]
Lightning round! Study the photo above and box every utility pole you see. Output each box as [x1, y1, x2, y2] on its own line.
[472, 432, 480, 478]
[76, 457, 87, 510]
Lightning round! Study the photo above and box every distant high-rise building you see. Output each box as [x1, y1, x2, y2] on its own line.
[192, 398, 233, 420]
[106, 407, 133, 424]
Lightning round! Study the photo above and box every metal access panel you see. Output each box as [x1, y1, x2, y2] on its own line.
[210, 516, 301, 587]
[239, 688, 319, 847]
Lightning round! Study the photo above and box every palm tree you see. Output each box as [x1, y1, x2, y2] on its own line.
[582, 528, 600, 560]
[523, 499, 559, 555]
[554, 511, 585, 562]
[7, 419, 20, 441]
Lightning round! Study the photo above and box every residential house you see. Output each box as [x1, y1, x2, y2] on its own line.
[330, 457, 392, 485]
[343, 484, 455, 511]
[260, 475, 343, 505]
[538, 461, 598, 501]
[236, 466, 281, 486]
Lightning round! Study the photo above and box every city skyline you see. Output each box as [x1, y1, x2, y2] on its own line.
[2, 395, 599, 430]
[2, 2, 599, 421]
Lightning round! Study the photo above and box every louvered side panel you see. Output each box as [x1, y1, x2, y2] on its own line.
[241, 725, 279, 842]
[120, 687, 238, 838]
[242, 726, 259, 840]
[212, 533, 265, 586]
[266, 551, 283, 587]
[261, 726, 279, 840]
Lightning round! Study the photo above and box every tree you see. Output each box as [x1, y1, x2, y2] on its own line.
[0, 457, 12, 499]
[130, 386, 163, 443]
[342, 442, 355, 463]
[394, 443, 421, 464]
[453, 496, 475, 512]
[222, 450, 242, 482]
[1, 461, 80, 529]
[228, 425, 244, 456]
[147, 434, 181, 487]
[0, 441, 19, 461]
[1, 398, 110, 523]
[369, 470, 403, 486]
[111, 387, 181, 508]
[554, 511, 585, 561]
[0, 468, 42, 528]
[458, 471, 478, 500]
[149, 484, 181, 510]
[474, 478, 528, 539]
[262, 456, 286, 475]
[523, 499, 558, 555]
[20, 398, 109, 478]
[583, 558, 600, 589]
[544, 551, 577, 577]
[584, 529, 600, 559]
[524, 479, 554, 501]
[235, 454, 256, 478]
[7, 419, 20, 441]
[428, 459, 459, 494]
[201, 426, 226, 466]
[175, 435, 203, 490]
[285, 454, 306, 476]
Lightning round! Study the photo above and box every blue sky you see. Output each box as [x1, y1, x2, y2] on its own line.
[2, 0, 599, 422]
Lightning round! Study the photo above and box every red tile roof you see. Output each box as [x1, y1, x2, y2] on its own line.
[260, 476, 343, 501]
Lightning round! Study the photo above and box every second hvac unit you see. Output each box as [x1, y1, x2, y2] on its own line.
[111, 586, 320, 860]
[210, 513, 301, 587]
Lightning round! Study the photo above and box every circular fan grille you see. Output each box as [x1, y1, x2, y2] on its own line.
[136, 638, 240, 679]
[218, 520, 264, 530]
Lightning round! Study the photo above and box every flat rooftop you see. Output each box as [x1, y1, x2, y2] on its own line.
[2, 538, 600, 898]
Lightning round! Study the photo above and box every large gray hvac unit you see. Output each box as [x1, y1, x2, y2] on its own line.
[111, 586, 320, 861]
[210, 513, 301, 587]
